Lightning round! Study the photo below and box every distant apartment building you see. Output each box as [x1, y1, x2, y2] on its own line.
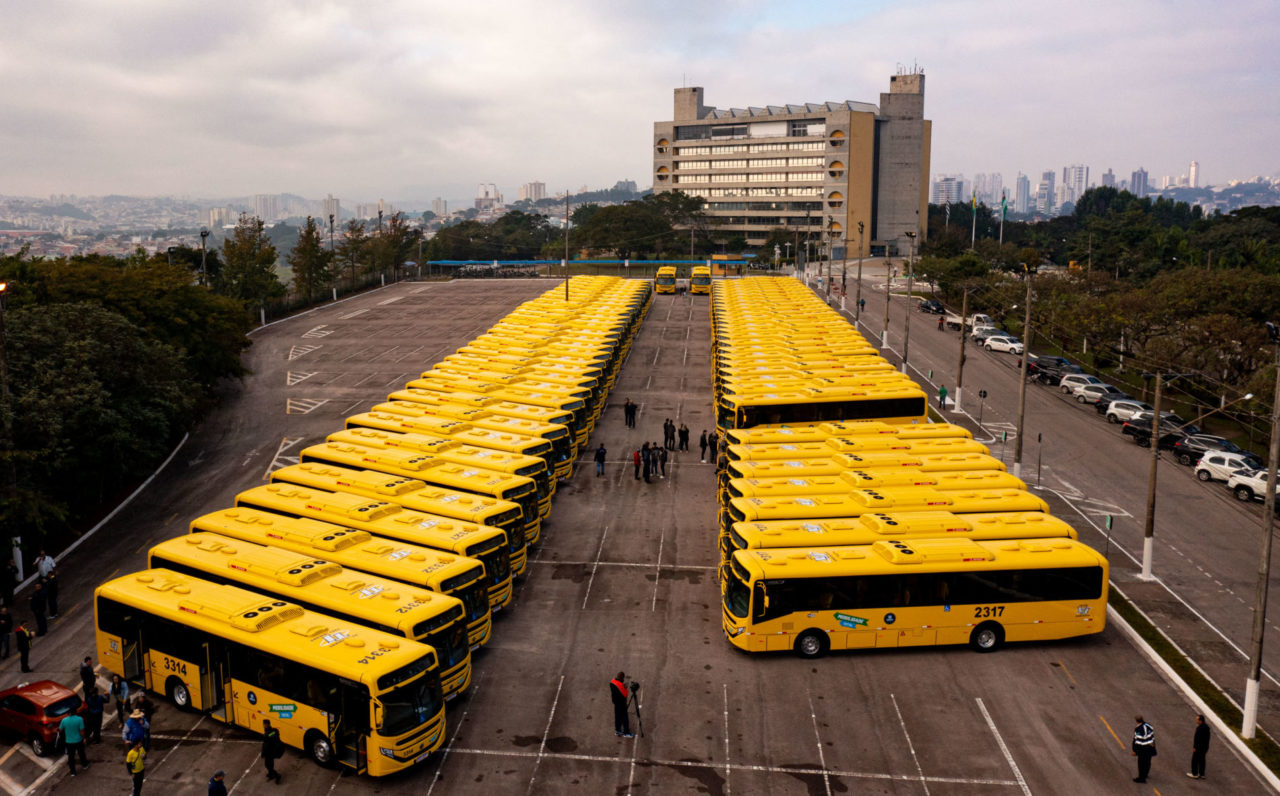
[323, 194, 340, 224]
[1188, 161, 1200, 188]
[252, 194, 280, 222]
[932, 175, 966, 205]
[972, 173, 1002, 206]
[207, 207, 235, 228]
[431, 197, 448, 217]
[1130, 168, 1149, 197]
[1062, 164, 1089, 204]
[1101, 169, 1116, 188]
[652, 70, 932, 257]
[355, 201, 394, 221]
[1015, 173, 1031, 214]
[1035, 170, 1056, 214]
[518, 182, 547, 202]
[475, 183, 503, 212]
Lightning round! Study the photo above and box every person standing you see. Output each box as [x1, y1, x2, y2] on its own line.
[45, 572, 59, 618]
[1188, 714, 1209, 779]
[0, 606, 11, 659]
[938, 385, 948, 410]
[594, 444, 607, 477]
[262, 719, 284, 783]
[699, 431, 709, 463]
[208, 770, 228, 796]
[15, 621, 32, 672]
[609, 672, 633, 738]
[34, 549, 55, 580]
[85, 686, 106, 744]
[110, 674, 130, 726]
[125, 738, 146, 796]
[1132, 715, 1156, 783]
[678, 424, 690, 451]
[80, 656, 97, 694]
[666, 419, 677, 450]
[632, 449, 641, 480]
[641, 443, 651, 483]
[657, 446, 667, 479]
[29, 581, 48, 636]
[125, 709, 150, 751]
[60, 708, 88, 775]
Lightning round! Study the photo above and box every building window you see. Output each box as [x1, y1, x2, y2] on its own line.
[828, 160, 846, 179]
[675, 125, 710, 141]
[673, 174, 708, 184]
[750, 158, 787, 168]
[791, 141, 824, 152]
[789, 120, 826, 137]
[787, 157, 823, 167]
[711, 159, 747, 169]
[710, 173, 746, 183]
[676, 145, 710, 156]
[710, 123, 748, 140]
[788, 172, 823, 182]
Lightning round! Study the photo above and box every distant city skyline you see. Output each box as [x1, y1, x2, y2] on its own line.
[1, 1, 1275, 201]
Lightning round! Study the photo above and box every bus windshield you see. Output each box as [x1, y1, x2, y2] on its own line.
[724, 572, 750, 619]
[379, 671, 442, 737]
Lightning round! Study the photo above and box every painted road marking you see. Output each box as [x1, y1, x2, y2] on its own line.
[808, 690, 833, 796]
[977, 698, 1031, 796]
[891, 692, 929, 796]
[287, 344, 320, 360]
[286, 398, 329, 415]
[264, 437, 304, 479]
[285, 371, 316, 386]
[302, 325, 332, 339]
[524, 674, 565, 796]
[378, 295, 403, 305]
[339, 308, 369, 319]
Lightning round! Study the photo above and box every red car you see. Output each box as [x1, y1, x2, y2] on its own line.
[0, 680, 86, 755]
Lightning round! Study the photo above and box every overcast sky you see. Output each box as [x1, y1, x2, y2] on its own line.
[2, 0, 1275, 206]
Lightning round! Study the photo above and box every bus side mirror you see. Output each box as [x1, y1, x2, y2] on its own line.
[372, 699, 384, 729]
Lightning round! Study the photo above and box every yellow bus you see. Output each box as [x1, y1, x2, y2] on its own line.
[722, 537, 1107, 656]
[690, 265, 711, 295]
[727, 469, 1023, 500]
[148, 533, 473, 700]
[722, 487, 1049, 537]
[717, 384, 929, 433]
[726, 436, 988, 464]
[236, 483, 514, 610]
[345, 412, 556, 513]
[722, 420, 971, 448]
[722, 510, 1078, 563]
[269, 462, 527, 577]
[318, 430, 542, 542]
[386, 387, 578, 473]
[407, 374, 591, 448]
[96, 569, 445, 775]
[720, 451, 1006, 496]
[655, 266, 677, 294]
[191, 508, 493, 650]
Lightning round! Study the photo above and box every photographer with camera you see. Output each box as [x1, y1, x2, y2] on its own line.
[609, 672, 635, 738]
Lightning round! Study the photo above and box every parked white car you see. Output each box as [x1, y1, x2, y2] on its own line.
[1073, 383, 1124, 403]
[1059, 374, 1103, 394]
[971, 326, 1003, 342]
[1105, 399, 1153, 424]
[984, 335, 1023, 354]
[1197, 452, 1265, 483]
[1227, 469, 1280, 503]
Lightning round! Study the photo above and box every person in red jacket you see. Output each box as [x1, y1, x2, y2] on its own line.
[632, 449, 641, 480]
[609, 673, 633, 738]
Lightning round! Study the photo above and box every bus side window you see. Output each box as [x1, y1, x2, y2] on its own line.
[752, 582, 768, 622]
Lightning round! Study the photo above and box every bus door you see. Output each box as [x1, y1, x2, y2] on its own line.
[121, 639, 142, 684]
[199, 643, 222, 716]
[335, 680, 369, 775]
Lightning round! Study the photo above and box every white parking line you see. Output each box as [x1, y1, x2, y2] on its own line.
[722, 684, 731, 796]
[977, 698, 1031, 796]
[651, 528, 665, 612]
[890, 692, 929, 796]
[807, 690, 832, 796]
[580, 523, 614, 609]
[427, 670, 486, 796]
[524, 674, 565, 796]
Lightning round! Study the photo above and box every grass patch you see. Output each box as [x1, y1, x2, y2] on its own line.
[1109, 586, 1280, 772]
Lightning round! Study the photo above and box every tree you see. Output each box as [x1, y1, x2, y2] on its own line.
[335, 219, 368, 290]
[366, 212, 416, 276]
[218, 214, 283, 304]
[288, 216, 334, 302]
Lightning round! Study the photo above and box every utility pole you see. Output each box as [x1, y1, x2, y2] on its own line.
[1013, 265, 1032, 478]
[199, 228, 209, 287]
[0, 281, 14, 607]
[564, 193, 570, 301]
[1140, 373, 1163, 580]
[826, 220, 834, 305]
[955, 286, 969, 409]
[328, 214, 335, 252]
[855, 221, 865, 324]
[882, 264, 891, 348]
[902, 232, 916, 373]
[1244, 321, 1280, 738]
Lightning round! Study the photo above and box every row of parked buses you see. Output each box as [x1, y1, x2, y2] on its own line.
[93, 276, 652, 777]
[710, 277, 1109, 658]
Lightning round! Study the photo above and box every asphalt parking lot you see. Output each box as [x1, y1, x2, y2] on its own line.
[12, 278, 1277, 794]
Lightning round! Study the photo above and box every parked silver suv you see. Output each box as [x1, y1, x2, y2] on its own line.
[1105, 399, 1153, 424]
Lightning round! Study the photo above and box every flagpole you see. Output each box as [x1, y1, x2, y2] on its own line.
[999, 191, 1006, 246]
[970, 190, 977, 249]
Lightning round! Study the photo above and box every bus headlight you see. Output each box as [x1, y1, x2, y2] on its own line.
[729, 626, 745, 637]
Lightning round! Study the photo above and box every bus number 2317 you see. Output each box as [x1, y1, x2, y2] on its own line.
[974, 606, 1004, 618]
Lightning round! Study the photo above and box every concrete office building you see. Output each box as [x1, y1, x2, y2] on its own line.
[932, 175, 966, 205]
[1014, 173, 1031, 214]
[431, 197, 448, 217]
[1101, 168, 1116, 188]
[1189, 160, 1200, 189]
[323, 194, 340, 224]
[518, 182, 547, 202]
[1130, 168, 1149, 197]
[652, 70, 931, 258]
[1062, 164, 1088, 204]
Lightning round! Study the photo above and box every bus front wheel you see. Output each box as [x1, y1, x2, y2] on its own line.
[166, 677, 193, 711]
[306, 730, 336, 768]
[969, 622, 1004, 653]
[794, 630, 829, 658]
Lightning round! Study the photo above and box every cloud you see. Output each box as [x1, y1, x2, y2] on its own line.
[0, 0, 1275, 203]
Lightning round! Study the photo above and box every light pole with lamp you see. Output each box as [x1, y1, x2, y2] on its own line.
[854, 221, 865, 324]
[199, 228, 209, 286]
[166, 246, 177, 268]
[0, 280, 15, 604]
[1013, 263, 1032, 478]
[902, 231, 916, 374]
[1244, 320, 1280, 738]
